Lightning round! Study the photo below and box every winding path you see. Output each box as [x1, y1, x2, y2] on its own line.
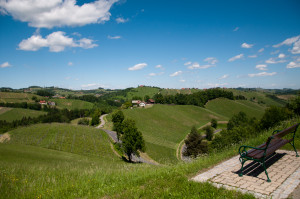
[97, 114, 159, 165]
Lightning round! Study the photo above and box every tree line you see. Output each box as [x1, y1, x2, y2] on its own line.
[153, 88, 239, 107]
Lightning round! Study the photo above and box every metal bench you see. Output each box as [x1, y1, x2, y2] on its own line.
[238, 123, 299, 182]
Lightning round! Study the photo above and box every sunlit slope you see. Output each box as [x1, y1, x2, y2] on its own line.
[123, 104, 227, 164]
[0, 108, 46, 122]
[205, 98, 265, 119]
[6, 123, 114, 158]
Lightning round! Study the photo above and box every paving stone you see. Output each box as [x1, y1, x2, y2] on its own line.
[192, 150, 300, 199]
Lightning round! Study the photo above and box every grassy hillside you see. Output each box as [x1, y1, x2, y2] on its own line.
[126, 86, 160, 100]
[0, 92, 40, 103]
[0, 108, 46, 122]
[228, 89, 286, 107]
[160, 88, 199, 95]
[2, 118, 299, 198]
[122, 104, 227, 164]
[205, 98, 265, 119]
[51, 98, 94, 110]
[6, 123, 112, 157]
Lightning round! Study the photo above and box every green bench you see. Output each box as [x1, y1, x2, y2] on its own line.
[238, 123, 299, 182]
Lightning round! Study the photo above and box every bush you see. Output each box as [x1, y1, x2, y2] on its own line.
[211, 118, 217, 129]
[77, 118, 89, 125]
[183, 126, 206, 157]
[204, 126, 214, 141]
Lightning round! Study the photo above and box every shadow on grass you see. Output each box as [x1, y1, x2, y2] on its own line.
[234, 152, 286, 177]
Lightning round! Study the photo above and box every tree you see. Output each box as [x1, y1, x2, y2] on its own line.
[112, 110, 125, 140]
[121, 119, 145, 162]
[204, 126, 214, 141]
[144, 95, 150, 102]
[183, 126, 205, 157]
[211, 118, 217, 129]
[90, 113, 100, 126]
[227, 111, 248, 130]
[259, 106, 293, 130]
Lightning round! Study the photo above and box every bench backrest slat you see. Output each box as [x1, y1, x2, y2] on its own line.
[273, 123, 299, 139]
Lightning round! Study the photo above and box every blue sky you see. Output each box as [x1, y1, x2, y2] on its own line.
[0, 0, 300, 90]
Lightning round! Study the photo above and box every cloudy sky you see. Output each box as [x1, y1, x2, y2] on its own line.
[0, 0, 300, 90]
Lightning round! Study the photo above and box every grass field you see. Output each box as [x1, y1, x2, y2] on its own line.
[1, 118, 299, 198]
[126, 86, 160, 100]
[51, 99, 94, 110]
[71, 117, 92, 125]
[205, 98, 265, 119]
[122, 104, 227, 164]
[228, 89, 286, 107]
[0, 108, 46, 122]
[0, 92, 39, 103]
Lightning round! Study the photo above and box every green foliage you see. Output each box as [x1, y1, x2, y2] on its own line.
[36, 89, 54, 97]
[121, 119, 146, 162]
[51, 99, 94, 110]
[112, 110, 125, 140]
[286, 96, 300, 115]
[259, 106, 293, 130]
[204, 126, 214, 141]
[184, 126, 207, 157]
[77, 118, 90, 125]
[90, 114, 100, 126]
[211, 118, 217, 129]
[144, 95, 150, 102]
[227, 111, 248, 130]
[121, 101, 132, 109]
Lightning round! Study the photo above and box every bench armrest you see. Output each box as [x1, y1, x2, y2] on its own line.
[239, 145, 266, 157]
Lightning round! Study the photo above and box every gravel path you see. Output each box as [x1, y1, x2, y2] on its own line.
[102, 128, 158, 165]
[96, 114, 108, 129]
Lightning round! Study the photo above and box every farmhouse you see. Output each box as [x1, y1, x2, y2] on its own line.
[39, 100, 47, 105]
[48, 101, 55, 106]
[147, 99, 155, 104]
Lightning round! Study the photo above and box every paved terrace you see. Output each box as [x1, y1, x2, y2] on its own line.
[192, 150, 300, 199]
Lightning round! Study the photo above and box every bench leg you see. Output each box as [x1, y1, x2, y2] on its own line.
[262, 161, 271, 182]
[239, 158, 246, 177]
[290, 142, 299, 157]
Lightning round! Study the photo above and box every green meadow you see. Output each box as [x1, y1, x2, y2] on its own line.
[0, 92, 40, 103]
[2, 118, 299, 198]
[0, 108, 46, 122]
[51, 98, 94, 110]
[205, 98, 265, 119]
[122, 104, 227, 164]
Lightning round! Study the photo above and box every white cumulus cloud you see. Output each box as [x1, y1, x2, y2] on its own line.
[273, 35, 300, 54]
[228, 54, 244, 62]
[184, 61, 192, 66]
[1, 62, 12, 68]
[18, 31, 97, 52]
[286, 61, 300, 69]
[278, 53, 285, 58]
[204, 57, 218, 65]
[155, 64, 163, 69]
[258, 48, 264, 53]
[170, 71, 182, 77]
[107, 35, 121, 39]
[68, 62, 73, 66]
[241, 43, 253, 48]
[128, 63, 147, 71]
[219, 74, 229, 79]
[256, 64, 268, 71]
[0, 0, 118, 28]
[187, 62, 214, 69]
[248, 72, 277, 77]
[265, 57, 286, 64]
[116, 17, 128, 23]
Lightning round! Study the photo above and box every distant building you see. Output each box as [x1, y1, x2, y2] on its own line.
[39, 100, 47, 105]
[48, 101, 55, 106]
[132, 100, 141, 104]
[147, 99, 155, 104]
[139, 102, 146, 107]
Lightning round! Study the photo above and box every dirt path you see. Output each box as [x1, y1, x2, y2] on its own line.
[96, 114, 108, 129]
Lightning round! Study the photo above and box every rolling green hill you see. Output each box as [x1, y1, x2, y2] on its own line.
[126, 86, 160, 100]
[0, 108, 46, 122]
[0, 92, 40, 103]
[51, 98, 94, 110]
[160, 88, 199, 95]
[228, 89, 286, 107]
[205, 98, 265, 119]
[122, 104, 227, 164]
[6, 123, 112, 157]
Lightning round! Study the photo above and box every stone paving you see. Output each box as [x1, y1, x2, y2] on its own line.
[192, 150, 300, 199]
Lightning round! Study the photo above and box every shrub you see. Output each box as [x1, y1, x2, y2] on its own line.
[77, 118, 89, 125]
[211, 118, 217, 129]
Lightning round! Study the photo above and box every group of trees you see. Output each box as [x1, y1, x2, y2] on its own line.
[153, 88, 234, 107]
[0, 102, 42, 111]
[112, 111, 146, 162]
